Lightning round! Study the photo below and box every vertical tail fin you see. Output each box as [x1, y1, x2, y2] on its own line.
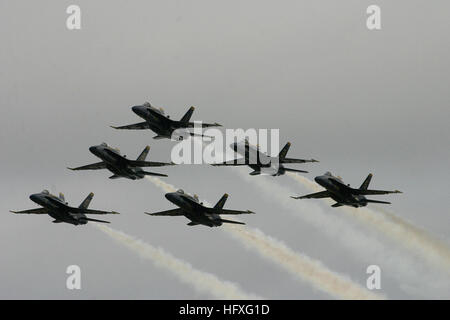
[360, 173, 373, 190]
[278, 142, 291, 161]
[79, 192, 94, 209]
[136, 146, 150, 161]
[214, 193, 228, 209]
[180, 106, 195, 123]
[59, 193, 65, 202]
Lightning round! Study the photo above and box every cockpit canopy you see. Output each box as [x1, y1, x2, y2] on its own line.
[41, 190, 50, 195]
[324, 171, 332, 176]
[176, 189, 184, 194]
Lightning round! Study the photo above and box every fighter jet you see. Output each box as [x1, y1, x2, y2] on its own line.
[10, 190, 119, 225]
[213, 140, 318, 176]
[291, 172, 402, 208]
[145, 189, 254, 227]
[111, 102, 221, 140]
[68, 143, 173, 179]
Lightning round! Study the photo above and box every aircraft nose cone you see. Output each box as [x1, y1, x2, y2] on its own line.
[89, 146, 101, 156]
[314, 176, 323, 184]
[132, 105, 146, 117]
[165, 193, 175, 201]
[29, 194, 40, 203]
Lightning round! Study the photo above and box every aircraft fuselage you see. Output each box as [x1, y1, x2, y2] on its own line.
[89, 145, 145, 180]
[314, 175, 368, 208]
[165, 192, 222, 227]
[29, 192, 87, 225]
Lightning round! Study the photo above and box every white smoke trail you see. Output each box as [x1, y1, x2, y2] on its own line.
[288, 173, 450, 274]
[93, 223, 261, 299]
[146, 176, 384, 300]
[234, 169, 450, 297]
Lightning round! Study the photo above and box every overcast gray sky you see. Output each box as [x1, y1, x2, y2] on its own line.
[0, 0, 449, 299]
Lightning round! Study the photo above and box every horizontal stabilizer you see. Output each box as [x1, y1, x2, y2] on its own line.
[81, 217, 110, 224]
[284, 168, 308, 174]
[365, 199, 391, 205]
[331, 203, 344, 208]
[249, 170, 261, 176]
[142, 171, 168, 177]
[219, 218, 245, 225]
[187, 222, 199, 226]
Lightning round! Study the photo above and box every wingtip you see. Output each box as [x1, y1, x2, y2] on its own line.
[312, 159, 319, 163]
[395, 190, 402, 194]
[144, 212, 153, 216]
[247, 210, 255, 214]
[67, 167, 75, 171]
[9, 210, 17, 214]
[111, 211, 120, 215]
[290, 196, 300, 200]
[110, 125, 118, 129]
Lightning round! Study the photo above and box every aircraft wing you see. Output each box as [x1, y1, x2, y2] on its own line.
[10, 208, 48, 214]
[218, 218, 245, 225]
[80, 217, 111, 224]
[351, 189, 402, 195]
[68, 162, 107, 170]
[110, 122, 149, 130]
[144, 208, 184, 216]
[282, 158, 319, 164]
[74, 208, 120, 215]
[212, 159, 248, 166]
[186, 122, 221, 128]
[207, 208, 255, 215]
[291, 190, 331, 199]
[128, 160, 174, 167]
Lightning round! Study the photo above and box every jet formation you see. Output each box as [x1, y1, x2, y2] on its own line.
[11, 100, 402, 227]
[10, 190, 119, 225]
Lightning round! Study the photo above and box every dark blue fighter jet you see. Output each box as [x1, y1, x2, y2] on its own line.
[10, 190, 119, 225]
[68, 143, 173, 179]
[291, 172, 402, 208]
[111, 102, 221, 140]
[145, 189, 254, 227]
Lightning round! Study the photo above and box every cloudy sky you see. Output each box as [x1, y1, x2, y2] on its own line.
[0, 0, 449, 299]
